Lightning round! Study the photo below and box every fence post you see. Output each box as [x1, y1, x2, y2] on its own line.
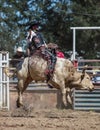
[0, 51, 9, 110]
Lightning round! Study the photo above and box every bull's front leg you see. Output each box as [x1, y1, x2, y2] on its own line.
[67, 93, 72, 105]
[16, 79, 24, 107]
[61, 87, 73, 108]
[66, 87, 72, 105]
[61, 88, 67, 108]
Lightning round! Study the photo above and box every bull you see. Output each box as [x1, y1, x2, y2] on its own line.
[4, 55, 94, 108]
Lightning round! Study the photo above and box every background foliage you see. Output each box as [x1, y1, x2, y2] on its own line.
[0, 0, 100, 58]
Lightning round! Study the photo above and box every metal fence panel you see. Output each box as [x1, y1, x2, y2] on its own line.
[73, 89, 100, 110]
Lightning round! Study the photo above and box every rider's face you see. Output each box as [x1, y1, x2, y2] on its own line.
[32, 25, 38, 30]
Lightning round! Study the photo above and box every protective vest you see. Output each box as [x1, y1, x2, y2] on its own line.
[32, 32, 45, 48]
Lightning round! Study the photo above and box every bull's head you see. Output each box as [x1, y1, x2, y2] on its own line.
[80, 71, 94, 91]
[69, 66, 94, 91]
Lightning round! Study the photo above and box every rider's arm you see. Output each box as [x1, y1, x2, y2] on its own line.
[26, 30, 37, 43]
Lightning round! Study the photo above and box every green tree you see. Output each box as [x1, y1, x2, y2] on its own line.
[0, 0, 72, 56]
[0, 0, 100, 59]
[71, 0, 100, 58]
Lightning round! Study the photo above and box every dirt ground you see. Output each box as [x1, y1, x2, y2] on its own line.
[0, 107, 100, 130]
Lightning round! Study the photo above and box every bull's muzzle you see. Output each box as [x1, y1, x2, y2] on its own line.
[89, 85, 94, 92]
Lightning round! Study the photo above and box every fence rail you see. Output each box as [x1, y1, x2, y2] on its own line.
[78, 59, 100, 69]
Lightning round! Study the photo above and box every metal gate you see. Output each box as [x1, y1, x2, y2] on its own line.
[73, 88, 100, 111]
[0, 51, 9, 110]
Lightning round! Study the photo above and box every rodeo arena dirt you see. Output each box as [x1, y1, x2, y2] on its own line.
[0, 51, 100, 130]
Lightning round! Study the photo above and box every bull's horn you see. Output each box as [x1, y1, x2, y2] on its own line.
[81, 65, 88, 80]
[82, 65, 88, 74]
[3, 67, 16, 78]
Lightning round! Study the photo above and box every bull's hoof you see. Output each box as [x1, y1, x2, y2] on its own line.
[16, 100, 23, 108]
[48, 84, 53, 88]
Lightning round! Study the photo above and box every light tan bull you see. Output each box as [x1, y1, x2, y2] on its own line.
[4, 55, 94, 108]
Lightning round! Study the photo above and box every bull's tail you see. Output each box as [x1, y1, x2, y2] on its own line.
[4, 67, 17, 78]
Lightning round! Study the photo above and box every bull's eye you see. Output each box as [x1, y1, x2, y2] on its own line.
[81, 75, 84, 80]
[86, 77, 89, 79]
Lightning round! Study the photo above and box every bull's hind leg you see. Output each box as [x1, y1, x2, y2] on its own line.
[16, 77, 33, 107]
[16, 79, 24, 107]
[22, 76, 33, 93]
